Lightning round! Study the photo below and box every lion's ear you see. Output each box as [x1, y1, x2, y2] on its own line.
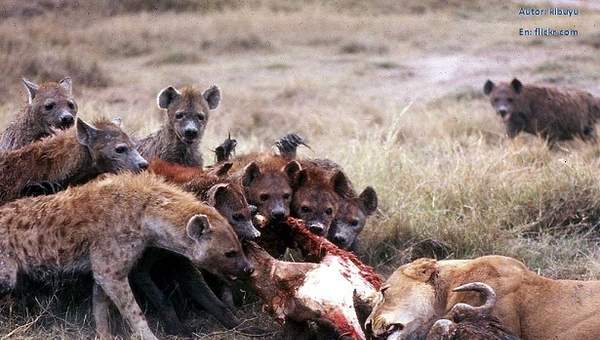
[402, 258, 438, 282]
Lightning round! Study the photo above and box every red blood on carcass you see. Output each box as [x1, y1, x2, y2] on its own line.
[325, 308, 362, 339]
[286, 217, 383, 289]
[246, 218, 382, 339]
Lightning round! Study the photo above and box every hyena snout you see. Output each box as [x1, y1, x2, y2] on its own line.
[58, 112, 75, 128]
[308, 221, 326, 235]
[332, 233, 348, 247]
[331, 228, 355, 249]
[183, 126, 199, 140]
[130, 152, 149, 172]
[239, 222, 261, 240]
[264, 200, 289, 221]
[232, 217, 261, 240]
[137, 159, 149, 171]
[178, 120, 203, 143]
[243, 263, 255, 277]
[270, 208, 287, 221]
[232, 258, 255, 280]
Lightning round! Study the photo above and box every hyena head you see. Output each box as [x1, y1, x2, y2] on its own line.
[207, 183, 261, 240]
[292, 168, 353, 236]
[76, 118, 148, 174]
[484, 78, 527, 137]
[156, 85, 221, 145]
[242, 159, 301, 223]
[185, 212, 254, 281]
[329, 186, 378, 249]
[23, 77, 78, 131]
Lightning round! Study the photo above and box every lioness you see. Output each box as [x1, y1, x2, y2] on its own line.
[366, 256, 600, 340]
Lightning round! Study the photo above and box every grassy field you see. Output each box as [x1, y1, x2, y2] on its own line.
[1, 0, 600, 338]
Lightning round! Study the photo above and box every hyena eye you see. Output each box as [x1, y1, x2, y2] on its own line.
[507, 98, 514, 103]
[233, 213, 245, 222]
[175, 112, 184, 119]
[351, 219, 360, 227]
[325, 208, 333, 215]
[197, 114, 205, 121]
[225, 250, 238, 258]
[301, 206, 311, 213]
[115, 145, 129, 154]
[68, 101, 76, 110]
[283, 193, 291, 200]
[493, 98, 499, 103]
[259, 194, 269, 201]
[44, 103, 55, 110]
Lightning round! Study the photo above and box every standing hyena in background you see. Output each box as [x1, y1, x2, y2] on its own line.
[137, 85, 221, 167]
[484, 78, 600, 144]
[0, 118, 148, 204]
[0, 172, 253, 340]
[0, 77, 78, 151]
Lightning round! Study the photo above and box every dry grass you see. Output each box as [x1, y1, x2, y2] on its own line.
[1, 0, 600, 338]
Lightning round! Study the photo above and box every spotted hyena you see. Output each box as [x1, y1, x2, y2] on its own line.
[127, 159, 261, 335]
[0, 118, 147, 204]
[150, 159, 259, 240]
[328, 187, 378, 250]
[272, 133, 376, 242]
[291, 165, 354, 236]
[484, 78, 600, 144]
[0, 77, 77, 151]
[0, 172, 252, 340]
[137, 85, 221, 167]
[230, 152, 301, 223]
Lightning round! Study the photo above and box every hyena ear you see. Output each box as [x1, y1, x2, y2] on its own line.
[511, 78, 523, 94]
[206, 183, 230, 207]
[359, 186, 378, 215]
[283, 160, 302, 180]
[331, 171, 353, 197]
[242, 162, 261, 187]
[76, 118, 99, 146]
[186, 214, 211, 240]
[157, 86, 181, 109]
[295, 169, 308, 188]
[22, 78, 39, 104]
[203, 85, 221, 110]
[58, 77, 72, 95]
[483, 80, 494, 95]
[208, 162, 233, 177]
